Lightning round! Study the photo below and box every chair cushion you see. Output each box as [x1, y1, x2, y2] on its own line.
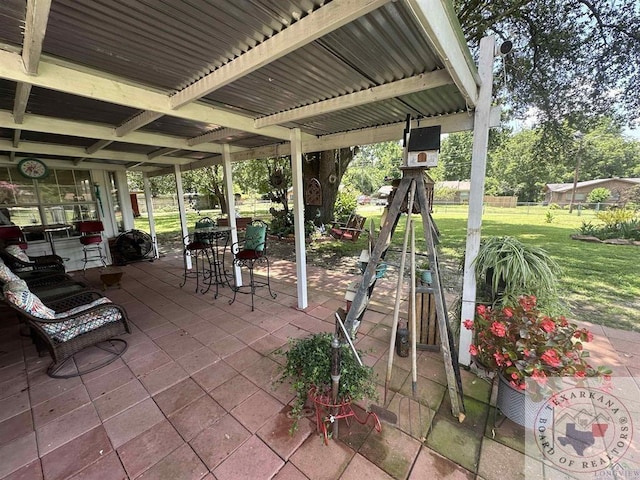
[186, 241, 207, 251]
[330, 227, 344, 238]
[0, 258, 20, 283]
[237, 249, 262, 260]
[80, 235, 102, 245]
[44, 298, 119, 343]
[55, 297, 113, 318]
[6, 244, 30, 262]
[245, 224, 266, 252]
[2, 280, 56, 319]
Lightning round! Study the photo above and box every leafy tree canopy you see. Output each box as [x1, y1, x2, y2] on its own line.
[342, 142, 403, 194]
[455, 0, 640, 133]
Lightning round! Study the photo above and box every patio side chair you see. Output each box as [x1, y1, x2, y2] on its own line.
[228, 219, 276, 311]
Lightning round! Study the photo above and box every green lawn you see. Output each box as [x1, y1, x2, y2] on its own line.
[390, 204, 638, 331]
[136, 204, 639, 331]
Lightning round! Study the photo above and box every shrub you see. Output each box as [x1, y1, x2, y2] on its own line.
[596, 209, 635, 228]
[577, 221, 599, 236]
[587, 187, 611, 204]
[575, 212, 640, 240]
[269, 211, 294, 237]
[269, 212, 317, 238]
[334, 190, 358, 221]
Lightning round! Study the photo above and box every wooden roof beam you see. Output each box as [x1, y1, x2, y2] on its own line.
[406, 0, 480, 106]
[186, 128, 244, 146]
[256, 71, 453, 128]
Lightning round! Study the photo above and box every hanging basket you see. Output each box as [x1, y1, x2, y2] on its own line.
[496, 373, 545, 429]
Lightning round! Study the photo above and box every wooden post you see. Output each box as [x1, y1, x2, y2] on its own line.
[459, 35, 495, 367]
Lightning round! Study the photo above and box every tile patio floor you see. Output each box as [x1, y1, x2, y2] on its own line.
[0, 252, 637, 480]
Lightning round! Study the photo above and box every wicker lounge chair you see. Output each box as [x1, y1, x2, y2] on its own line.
[0, 256, 87, 300]
[0, 244, 65, 274]
[2, 281, 130, 378]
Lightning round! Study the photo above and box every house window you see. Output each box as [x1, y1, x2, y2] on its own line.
[0, 167, 98, 229]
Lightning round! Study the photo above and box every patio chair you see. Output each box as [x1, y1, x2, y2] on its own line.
[228, 219, 276, 311]
[180, 232, 215, 294]
[194, 216, 216, 244]
[0, 225, 28, 250]
[0, 256, 88, 301]
[329, 213, 367, 241]
[77, 220, 108, 271]
[0, 243, 65, 274]
[2, 280, 130, 378]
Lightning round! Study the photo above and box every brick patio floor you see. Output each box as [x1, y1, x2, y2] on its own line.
[0, 251, 638, 480]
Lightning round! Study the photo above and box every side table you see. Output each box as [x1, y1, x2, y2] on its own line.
[100, 268, 124, 290]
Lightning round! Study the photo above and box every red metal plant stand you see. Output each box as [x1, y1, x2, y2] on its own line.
[311, 389, 381, 445]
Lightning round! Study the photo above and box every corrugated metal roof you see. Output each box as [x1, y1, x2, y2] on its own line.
[26, 87, 137, 125]
[0, 0, 480, 171]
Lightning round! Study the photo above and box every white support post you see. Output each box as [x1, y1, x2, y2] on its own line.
[142, 173, 159, 258]
[222, 144, 241, 285]
[290, 128, 308, 309]
[459, 35, 495, 366]
[174, 164, 191, 269]
[115, 170, 135, 231]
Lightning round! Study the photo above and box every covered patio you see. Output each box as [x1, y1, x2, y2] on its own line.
[0, 0, 499, 326]
[3, 1, 636, 479]
[0, 256, 634, 480]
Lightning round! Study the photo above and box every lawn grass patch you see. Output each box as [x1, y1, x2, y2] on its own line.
[136, 205, 639, 331]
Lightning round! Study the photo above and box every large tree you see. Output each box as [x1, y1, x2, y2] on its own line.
[456, 0, 640, 132]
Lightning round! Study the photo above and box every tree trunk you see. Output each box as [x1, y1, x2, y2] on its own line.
[303, 148, 357, 225]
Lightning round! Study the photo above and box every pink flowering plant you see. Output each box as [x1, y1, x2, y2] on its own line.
[464, 295, 611, 396]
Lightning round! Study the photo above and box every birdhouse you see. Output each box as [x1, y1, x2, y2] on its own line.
[405, 126, 441, 168]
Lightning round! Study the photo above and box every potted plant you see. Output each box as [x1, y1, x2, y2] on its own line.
[274, 332, 379, 434]
[463, 295, 611, 427]
[473, 236, 563, 314]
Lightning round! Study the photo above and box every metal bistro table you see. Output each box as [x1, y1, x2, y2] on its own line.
[200, 225, 232, 298]
[43, 224, 72, 257]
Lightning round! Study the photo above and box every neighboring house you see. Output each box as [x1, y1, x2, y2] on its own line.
[543, 178, 640, 205]
[435, 181, 471, 203]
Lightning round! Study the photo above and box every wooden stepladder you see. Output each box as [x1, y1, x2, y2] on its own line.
[343, 167, 465, 419]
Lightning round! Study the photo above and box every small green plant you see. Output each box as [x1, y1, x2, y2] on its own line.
[577, 220, 598, 235]
[544, 210, 555, 223]
[273, 332, 378, 434]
